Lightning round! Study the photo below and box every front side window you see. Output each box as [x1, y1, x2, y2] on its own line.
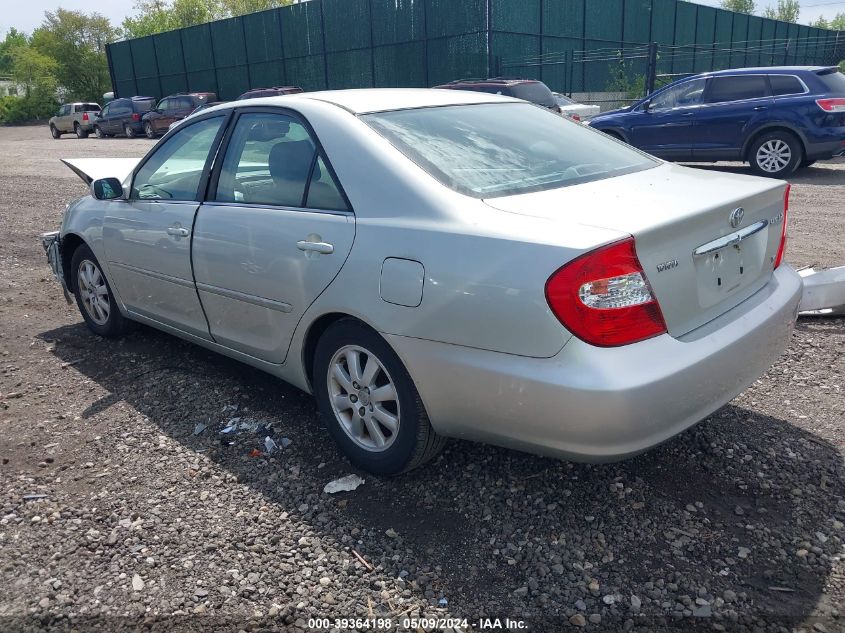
[215, 112, 347, 211]
[131, 116, 224, 201]
[59, 105, 70, 116]
[157, 98, 171, 112]
[706, 75, 769, 103]
[650, 78, 706, 110]
[364, 102, 657, 198]
[100, 104, 110, 117]
[769, 75, 805, 96]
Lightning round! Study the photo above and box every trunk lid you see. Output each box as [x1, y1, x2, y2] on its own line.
[484, 163, 787, 337]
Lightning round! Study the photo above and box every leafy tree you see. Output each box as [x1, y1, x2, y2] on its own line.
[720, 0, 756, 14]
[763, 0, 800, 23]
[122, 0, 221, 39]
[0, 28, 29, 76]
[811, 13, 845, 30]
[10, 45, 56, 95]
[219, 0, 292, 16]
[30, 9, 119, 103]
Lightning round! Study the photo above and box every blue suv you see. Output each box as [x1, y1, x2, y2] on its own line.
[588, 66, 845, 177]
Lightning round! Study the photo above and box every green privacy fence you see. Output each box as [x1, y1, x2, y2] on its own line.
[106, 0, 844, 100]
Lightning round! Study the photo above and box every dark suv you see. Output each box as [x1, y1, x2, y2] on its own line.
[588, 66, 845, 177]
[434, 78, 561, 113]
[93, 97, 156, 138]
[237, 86, 304, 100]
[141, 92, 217, 138]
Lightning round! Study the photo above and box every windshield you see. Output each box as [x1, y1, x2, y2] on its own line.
[817, 69, 845, 94]
[508, 82, 556, 107]
[363, 103, 657, 198]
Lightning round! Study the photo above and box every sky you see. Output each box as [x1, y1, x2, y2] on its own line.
[2, 0, 845, 36]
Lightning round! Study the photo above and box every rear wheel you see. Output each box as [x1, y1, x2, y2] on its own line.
[74, 123, 88, 139]
[144, 121, 156, 139]
[124, 124, 136, 138]
[70, 244, 132, 338]
[50, 125, 61, 139]
[749, 131, 802, 178]
[313, 319, 445, 475]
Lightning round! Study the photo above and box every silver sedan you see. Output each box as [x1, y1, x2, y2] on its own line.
[41, 89, 802, 475]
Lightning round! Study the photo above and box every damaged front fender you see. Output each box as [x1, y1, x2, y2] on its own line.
[40, 231, 72, 304]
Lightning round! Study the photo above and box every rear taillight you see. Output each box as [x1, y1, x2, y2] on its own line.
[815, 98, 845, 112]
[132, 112, 141, 121]
[545, 237, 667, 347]
[570, 113, 581, 122]
[82, 112, 89, 121]
[774, 184, 789, 269]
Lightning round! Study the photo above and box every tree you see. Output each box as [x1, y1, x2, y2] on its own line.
[720, 0, 755, 14]
[122, 0, 221, 39]
[10, 46, 56, 95]
[811, 13, 845, 30]
[219, 0, 292, 16]
[763, 0, 800, 23]
[30, 9, 119, 103]
[0, 28, 29, 76]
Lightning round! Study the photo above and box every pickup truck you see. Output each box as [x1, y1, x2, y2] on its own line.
[49, 102, 101, 139]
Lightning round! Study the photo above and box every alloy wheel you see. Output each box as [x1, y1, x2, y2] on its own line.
[756, 139, 791, 174]
[327, 345, 400, 452]
[77, 259, 110, 325]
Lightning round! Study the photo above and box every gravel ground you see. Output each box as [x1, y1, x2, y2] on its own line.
[0, 125, 844, 633]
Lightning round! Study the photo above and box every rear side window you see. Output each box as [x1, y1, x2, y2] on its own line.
[112, 103, 131, 115]
[769, 75, 805, 96]
[706, 75, 769, 103]
[817, 70, 845, 93]
[136, 100, 155, 112]
[215, 112, 347, 211]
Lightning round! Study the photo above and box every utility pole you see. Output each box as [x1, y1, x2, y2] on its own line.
[645, 42, 658, 97]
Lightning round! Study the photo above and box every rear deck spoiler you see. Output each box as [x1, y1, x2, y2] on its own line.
[61, 158, 140, 186]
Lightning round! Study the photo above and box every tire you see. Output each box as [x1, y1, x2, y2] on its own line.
[799, 159, 817, 169]
[125, 124, 136, 138]
[313, 319, 446, 475]
[748, 131, 803, 178]
[75, 123, 88, 139]
[50, 125, 61, 139]
[70, 244, 132, 338]
[144, 122, 156, 139]
[94, 125, 105, 138]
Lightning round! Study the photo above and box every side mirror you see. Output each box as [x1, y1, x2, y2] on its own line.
[91, 177, 124, 200]
[642, 99, 652, 112]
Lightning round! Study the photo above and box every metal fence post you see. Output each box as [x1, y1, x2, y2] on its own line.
[645, 41, 658, 96]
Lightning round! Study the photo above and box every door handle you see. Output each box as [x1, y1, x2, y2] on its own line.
[680, 112, 694, 117]
[753, 105, 768, 111]
[297, 240, 334, 255]
[167, 226, 190, 237]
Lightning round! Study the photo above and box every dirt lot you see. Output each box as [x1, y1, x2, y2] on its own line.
[0, 124, 844, 633]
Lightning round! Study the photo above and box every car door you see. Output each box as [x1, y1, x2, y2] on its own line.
[57, 105, 72, 131]
[152, 98, 172, 133]
[626, 77, 707, 160]
[102, 114, 228, 338]
[693, 74, 773, 160]
[192, 110, 355, 363]
[106, 101, 127, 134]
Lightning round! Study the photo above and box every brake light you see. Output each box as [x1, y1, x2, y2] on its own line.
[82, 112, 89, 121]
[131, 112, 140, 121]
[774, 184, 789, 269]
[545, 237, 667, 347]
[815, 98, 845, 112]
[570, 113, 581, 122]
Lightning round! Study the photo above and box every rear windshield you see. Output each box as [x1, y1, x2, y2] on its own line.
[817, 70, 845, 94]
[509, 82, 556, 108]
[363, 103, 657, 198]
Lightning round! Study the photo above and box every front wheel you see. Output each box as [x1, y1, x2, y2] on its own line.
[749, 131, 802, 177]
[313, 319, 445, 475]
[144, 122, 156, 139]
[70, 244, 132, 338]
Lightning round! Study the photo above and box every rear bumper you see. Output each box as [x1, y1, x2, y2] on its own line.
[388, 265, 802, 462]
[805, 137, 845, 159]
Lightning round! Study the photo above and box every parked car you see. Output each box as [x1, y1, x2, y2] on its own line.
[168, 101, 227, 131]
[237, 86, 304, 100]
[553, 93, 600, 121]
[49, 102, 101, 139]
[588, 66, 845, 177]
[142, 92, 217, 138]
[92, 97, 156, 138]
[40, 89, 801, 475]
[435, 77, 562, 112]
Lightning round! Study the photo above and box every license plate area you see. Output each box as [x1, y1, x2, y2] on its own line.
[694, 222, 768, 308]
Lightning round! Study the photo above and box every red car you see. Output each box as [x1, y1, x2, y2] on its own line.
[141, 92, 217, 138]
